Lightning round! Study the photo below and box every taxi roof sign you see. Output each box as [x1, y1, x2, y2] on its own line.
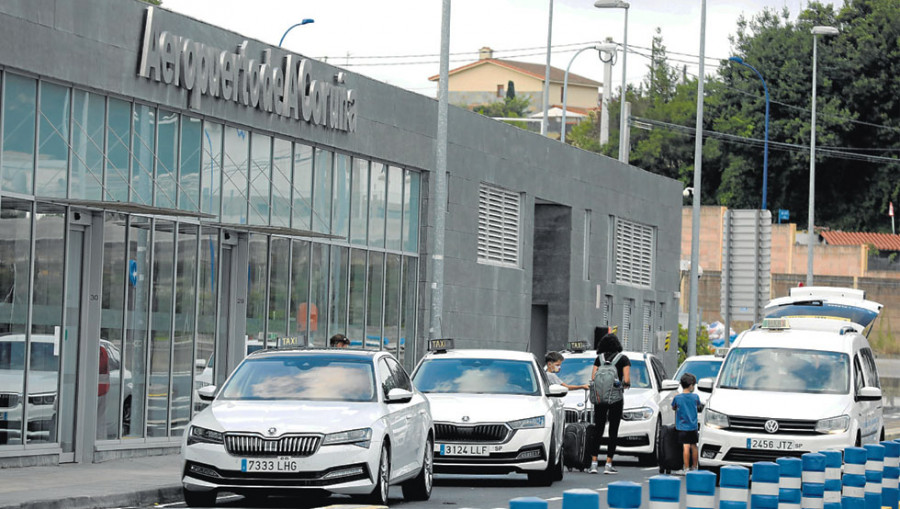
[761, 317, 790, 330]
[427, 338, 454, 353]
[568, 341, 588, 353]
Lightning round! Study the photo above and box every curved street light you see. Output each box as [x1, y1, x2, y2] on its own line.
[279, 19, 315, 47]
[729, 56, 770, 210]
[561, 44, 616, 144]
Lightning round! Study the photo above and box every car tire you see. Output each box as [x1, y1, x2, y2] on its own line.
[527, 441, 559, 487]
[364, 444, 391, 505]
[642, 420, 661, 467]
[551, 441, 565, 482]
[402, 437, 434, 501]
[183, 488, 216, 508]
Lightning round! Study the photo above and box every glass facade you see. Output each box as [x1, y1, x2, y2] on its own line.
[0, 70, 421, 455]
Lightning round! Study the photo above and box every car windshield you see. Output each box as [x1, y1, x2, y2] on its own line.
[674, 360, 723, 382]
[717, 348, 849, 394]
[413, 358, 540, 395]
[557, 358, 594, 386]
[219, 355, 376, 402]
[0, 340, 58, 371]
[628, 360, 652, 389]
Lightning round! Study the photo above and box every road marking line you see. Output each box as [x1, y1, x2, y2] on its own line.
[547, 496, 563, 501]
[643, 467, 659, 471]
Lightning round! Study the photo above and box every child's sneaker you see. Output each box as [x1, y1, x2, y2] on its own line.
[672, 469, 686, 476]
[588, 461, 599, 474]
[604, 463, 618, 475]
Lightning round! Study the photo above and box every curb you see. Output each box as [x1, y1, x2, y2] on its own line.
[0, 485, 183, 509]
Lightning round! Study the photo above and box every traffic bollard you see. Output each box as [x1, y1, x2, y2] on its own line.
[844, 447, 869, 509]
[778, 457, 803, 509]
[820, 450, 842, 509]
[510, 497, 549, 509]
[649, 475, 681, 509]
[719, 465, 750, 509]
[563, 489, 601, 509]
[608, 481, 643, 509]
[864, 444, 885, 509]
[752, 462, 782, 509]
[882, 441, 899, 509]
[687, 470, 717, 509]
[801, 453, 826, 509]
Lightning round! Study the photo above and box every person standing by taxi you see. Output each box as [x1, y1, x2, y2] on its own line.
[544, 351, 590, 391]
[329, 333, 350, 348]
[589, 334, 630, 474]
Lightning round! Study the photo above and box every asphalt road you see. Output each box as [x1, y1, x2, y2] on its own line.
[137, 457, 665, 509]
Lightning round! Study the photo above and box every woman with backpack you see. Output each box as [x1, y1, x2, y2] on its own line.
[588, 333, 630, 474]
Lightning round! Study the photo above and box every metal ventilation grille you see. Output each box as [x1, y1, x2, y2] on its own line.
[224, 434, 321, 457]
[603, 295, 612, 326]
[614, 218, 654, 288]
[642, 301, 652, 353]
[623, 300, 633, 348]
[477, 184, 520, 267]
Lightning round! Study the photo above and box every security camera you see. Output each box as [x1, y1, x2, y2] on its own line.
[683, 187, 694, 198]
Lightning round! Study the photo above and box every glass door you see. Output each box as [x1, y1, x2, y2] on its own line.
[59, 226, 85, 462]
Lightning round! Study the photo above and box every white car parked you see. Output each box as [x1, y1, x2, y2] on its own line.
[558, 347, 674, 464]
[666, 353, 726, 406]
[181, 348, 434, 507]
[411, 343, 567, 485]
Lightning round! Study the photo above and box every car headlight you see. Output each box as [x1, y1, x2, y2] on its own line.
[323, 428, 372, 448]
[816, 415, 850, 434]
[28, 393, 56, 406]
[187, 425, 224, 445]
[705, 409, 729, 429]
[622, 407, 654, 421]
[508, 416, 545, 429]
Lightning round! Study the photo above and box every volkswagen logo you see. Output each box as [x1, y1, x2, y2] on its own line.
[461, 416, 470, 422]
[764, 420, 779, 434]
[267, 427, 277, 436]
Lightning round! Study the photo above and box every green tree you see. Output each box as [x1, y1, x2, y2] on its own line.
[678, 323, 713, 365]
[473, 94, 531, 129]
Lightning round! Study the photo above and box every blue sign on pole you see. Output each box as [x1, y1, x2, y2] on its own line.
[778, 209, 790, 223]
[128, 259, 138, 287]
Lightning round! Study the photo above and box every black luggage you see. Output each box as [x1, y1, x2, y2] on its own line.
[563, 422, 595, 471]
[657, 424, 683, 474]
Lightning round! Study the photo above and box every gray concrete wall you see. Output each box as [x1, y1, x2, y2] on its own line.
[532, 204, 572, 353]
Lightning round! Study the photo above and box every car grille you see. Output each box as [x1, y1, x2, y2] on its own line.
[727, 416, 819, 435]
[224, 434, 321, 457]
[0, 393, 20, 408]
[723, 448, 807, 463]
[434, 423, 510, 443]
[565, 410, 581, 424]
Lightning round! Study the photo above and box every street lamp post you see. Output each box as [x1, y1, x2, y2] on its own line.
[687, 0, 707, 358]
[278, 19, 315, 47]
[540, 0, 554, 137]
[594, 0, 629, 163]
[561, 44, 616, 144]
[728, 56, 770, 210]
[807, 25, 839, 286]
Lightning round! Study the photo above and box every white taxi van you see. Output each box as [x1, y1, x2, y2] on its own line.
[411, 340, 567, 485]
[181, 348, 433, 506]
[698, 287, 884, 467]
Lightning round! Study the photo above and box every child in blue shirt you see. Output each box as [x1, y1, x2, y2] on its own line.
[671, 373, 704, 473]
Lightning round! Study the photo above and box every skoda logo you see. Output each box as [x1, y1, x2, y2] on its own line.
[764, 420, 779, 434]
[267, 427, 277, 436]
[461, 416, 470, 423]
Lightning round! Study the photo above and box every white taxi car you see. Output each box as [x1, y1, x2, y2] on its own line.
[181, 348, 433, 507]
[557, 345, 673, 464]
[666, 352, 726, 406]
[411, 341, 567, 485]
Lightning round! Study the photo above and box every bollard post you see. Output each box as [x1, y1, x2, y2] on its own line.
[752, 462, 782, 509]
[687, 470, 718, 509]
[650, 475, 681, 509]
[882, 441, 899, 509]
[719, 465, 750, 509]
[801, 453, 826, 509]
[510, 497, 549, 509]
[778, 457, 803, 509]
[563, 489, 601, 509]
[864, 444, 885, 509]
[608, 481, 643, 509]
[844, 447, 869, 509]
[820, 450, 842, 509]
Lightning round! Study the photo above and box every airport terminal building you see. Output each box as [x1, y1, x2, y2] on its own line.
[0, 0, 682, 466]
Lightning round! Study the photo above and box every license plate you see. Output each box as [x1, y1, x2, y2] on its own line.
[0, 412, 6, 420]
[747, 438, 801, 450]
[438, 444, 489, 456]
[241, 456, 301, 472]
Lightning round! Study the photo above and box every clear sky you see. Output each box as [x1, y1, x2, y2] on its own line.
[160, 0, 843, 98]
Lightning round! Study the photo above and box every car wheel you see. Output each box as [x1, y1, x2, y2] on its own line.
[551, 441, 565, 482]
[402, 437, 433, 501]
[641, 420, 661, 467]
[365, 444, 391, 505]
[527, 441, 558, 487]
[183, 487, 216, 508]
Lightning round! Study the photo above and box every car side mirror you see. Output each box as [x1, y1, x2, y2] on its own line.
[386, 388, 414, 404]
[198, 385, 217, 402]
[697, 378, 714, 393]
[548, 384, 568, 398]
[858, 386, 882, 402]
[661, 379, 680, 391]
[195, 358, 207, 369]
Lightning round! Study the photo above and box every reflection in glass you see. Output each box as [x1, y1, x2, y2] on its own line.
[332, 154, 351, 239]
[400, 257, 418, 370]
[350, 159, 369, 245]
[348, 250, 367, 348]
[384, 254, 401, 354]
[0, 200, 33, 445]
[148, 221, 174, 437]
[328, 247, 349, 339]
[413, 359, 540, 395]
[99, 213, 126, 439]
[179, 116, 202, 212]
[386, 166, 403, 251]
[2, 74, 36, 195]
[201, 122, 223, 218]
[124, 217, 151, 438]
[193, 228, 217, 415]
[289, 240, 311, 344]
[106, 98, 132, 202]
[403, 171, 420, 253]
[312, 149, 333, 234]
[171, 224, 197, 436]
[36, 82, 70, 197]
[271, 139, 292, 228]
[368, 163, 387, 248]
[131, 104, 155, 205]
[249, 133, 271, 225]
[61, 229, 84, 452]
[308, 244, 330, 347]
[220, 356, 376, 402]
[292, 144, 313, 231]
[366, 252, 384, 351]
[156, 110, 178, 209]
[247, 235, 268, 348]
[70, 90, 105, 200]
[268, 238, 290, 346]
[222, 127, 249, 224]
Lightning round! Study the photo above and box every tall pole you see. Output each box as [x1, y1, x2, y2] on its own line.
[600, 50, 613, 145]
[728, 57, 770, 210]
[561, 46, 599, 145]
[540, 0, 554, 137]
[430, 0, 451, 340]
[806, 34, 819, 287]
[617, 7, 629, 162]
[687, 0, 707, 358]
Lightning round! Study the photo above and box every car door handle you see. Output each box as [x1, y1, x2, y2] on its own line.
[406, 415, 413, 420]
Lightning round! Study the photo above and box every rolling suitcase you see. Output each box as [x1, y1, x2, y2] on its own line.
[657, 424, 683, 473]
[563, 421, 595, 471]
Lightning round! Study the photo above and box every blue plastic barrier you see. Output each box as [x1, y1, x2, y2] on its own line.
[609, 481, 643, 509]
[800, 453, 825, 509]
[562, 489, 601, 509]
[820, 450, 842, 509]
[882, 441, 900, 509]
[687, 470, 717, 509]
[649, 475, 681, 509]
[844, 447, 869, 509]
[510, 497, 549, 509]
[752, 462, 782, 509]
[778, 457, 803, 509]
[864, 444, 885, 509]
[720, 465, 750, 509]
